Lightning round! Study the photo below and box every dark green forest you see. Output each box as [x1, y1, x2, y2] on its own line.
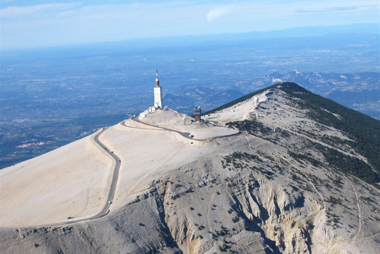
[279, 82, 380, 175]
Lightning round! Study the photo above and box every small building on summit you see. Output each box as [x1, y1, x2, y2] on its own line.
[194, 106, 201, 122]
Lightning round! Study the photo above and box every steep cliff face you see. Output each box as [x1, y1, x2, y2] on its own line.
[1, 83, 380, 254]
[2, 153, 379, 254]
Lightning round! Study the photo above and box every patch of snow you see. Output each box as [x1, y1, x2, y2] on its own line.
[293, 69, 301, 74]
[272, 78, 283, 83]
[321, 108, 343, 120]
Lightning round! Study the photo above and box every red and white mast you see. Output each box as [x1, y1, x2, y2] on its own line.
[153, 69, 163, 109]
[155, 70, 159, 87]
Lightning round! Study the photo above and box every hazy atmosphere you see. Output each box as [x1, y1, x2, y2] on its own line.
[1, 0, 379, 49]
[1, 1, 379, 169]
[1, 1, 380, 253]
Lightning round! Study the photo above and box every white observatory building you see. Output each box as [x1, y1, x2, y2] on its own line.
[145, 70, 164, 116]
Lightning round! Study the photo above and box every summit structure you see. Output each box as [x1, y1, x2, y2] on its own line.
[153, 70, 163, 108]
[144, 70, 164, 117]
[194, 106, 201, 122]
[1, 83, 380, 254]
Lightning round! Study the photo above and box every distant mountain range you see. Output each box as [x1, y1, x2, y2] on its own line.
[165, 71, 380, 120]
[255, 71, 380, 119]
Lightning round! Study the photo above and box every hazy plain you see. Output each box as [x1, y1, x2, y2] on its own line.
[1, 24, 379, 168]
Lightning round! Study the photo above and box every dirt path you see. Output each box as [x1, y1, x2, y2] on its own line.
[344, 175, 362, 242]
[281, 155, 326, 210]
[357, 232, 380, 241]
[243, 133, 254, 151]
[206, 192, 217, 232]
[285, 129, 364, 161]
[306, 175, 326, 211]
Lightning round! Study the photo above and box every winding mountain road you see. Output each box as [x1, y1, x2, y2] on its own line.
[124, 117, 241, 141]
[90, 128, 121, 218]
[36, 118, 239, 227]
[44, 127, 121, 227]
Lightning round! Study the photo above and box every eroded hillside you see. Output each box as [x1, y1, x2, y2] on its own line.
[1, 83, 380, 254]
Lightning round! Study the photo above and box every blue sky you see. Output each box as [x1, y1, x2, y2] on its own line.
[1, 0, 379, 49]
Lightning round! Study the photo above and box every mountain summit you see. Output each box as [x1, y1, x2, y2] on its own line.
[1, 83, 380, 254]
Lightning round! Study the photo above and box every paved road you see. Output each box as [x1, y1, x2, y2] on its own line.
[126, 117, 241, 141]
[36, 127, 121, 227]
[90, 127, 121, 218]
[25, 119, 238, 228]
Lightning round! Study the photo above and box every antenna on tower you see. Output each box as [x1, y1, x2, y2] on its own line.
[155, 70, 159, 87]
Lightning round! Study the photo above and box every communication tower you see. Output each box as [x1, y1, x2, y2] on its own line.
[154, 70, 163, 108]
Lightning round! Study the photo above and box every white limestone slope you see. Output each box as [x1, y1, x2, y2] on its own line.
[97, 109, 241, 211]
[202, 86, 380, 254]
[0, 133, 114, 227]
[0, 109, 239, 227]
[205, 91, 269, 123]
[0, 88, 379, 254]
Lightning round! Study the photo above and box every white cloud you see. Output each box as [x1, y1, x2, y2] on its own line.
[207, 6, 233, 22]
[0, 0, 379, 49]
[0, 3, 79, 19]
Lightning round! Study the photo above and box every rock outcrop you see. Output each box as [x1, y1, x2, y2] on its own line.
[1, 83, 380, 254]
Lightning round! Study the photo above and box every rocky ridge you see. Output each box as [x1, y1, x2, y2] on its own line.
[1, 83, 380, 254]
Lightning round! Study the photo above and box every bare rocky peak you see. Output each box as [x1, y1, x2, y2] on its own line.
[1, 83, 380, 254]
